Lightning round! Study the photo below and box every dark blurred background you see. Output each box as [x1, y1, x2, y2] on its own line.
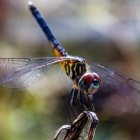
[0, 0, 140, 140]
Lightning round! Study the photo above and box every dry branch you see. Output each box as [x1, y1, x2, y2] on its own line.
[54, 111, 98, 140]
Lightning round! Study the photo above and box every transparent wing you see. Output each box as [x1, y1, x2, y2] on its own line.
[91, 63, 140, 114]
[0, 57, 66, 88]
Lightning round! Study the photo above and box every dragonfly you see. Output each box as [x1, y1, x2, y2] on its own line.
[0, 1, 140, 118]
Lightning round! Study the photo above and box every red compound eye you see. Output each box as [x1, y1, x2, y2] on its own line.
[79, 72, 101, 94]
[81, 72, 101, 84]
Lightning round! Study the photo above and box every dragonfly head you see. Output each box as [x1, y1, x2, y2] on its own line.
[79, 72, 101, 94]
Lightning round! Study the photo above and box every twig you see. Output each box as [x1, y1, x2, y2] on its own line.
[54, 111, 98, 140]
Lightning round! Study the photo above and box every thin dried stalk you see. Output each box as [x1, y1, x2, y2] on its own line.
[54, 111, 98, 140]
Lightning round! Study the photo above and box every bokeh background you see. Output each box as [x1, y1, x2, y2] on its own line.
[0, 0, 140, 140]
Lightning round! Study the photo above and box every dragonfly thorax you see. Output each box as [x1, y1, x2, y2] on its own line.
[63, 59, 87, 81]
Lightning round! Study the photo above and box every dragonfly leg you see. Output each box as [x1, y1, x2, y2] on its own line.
[79, 91, 95, 112]
[68, 89, 73, 124]
[72, 89, 78, 116]
[79, 90, 89, 111]
[85, 94, 95, 112]
[68, 88, 78, 124]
